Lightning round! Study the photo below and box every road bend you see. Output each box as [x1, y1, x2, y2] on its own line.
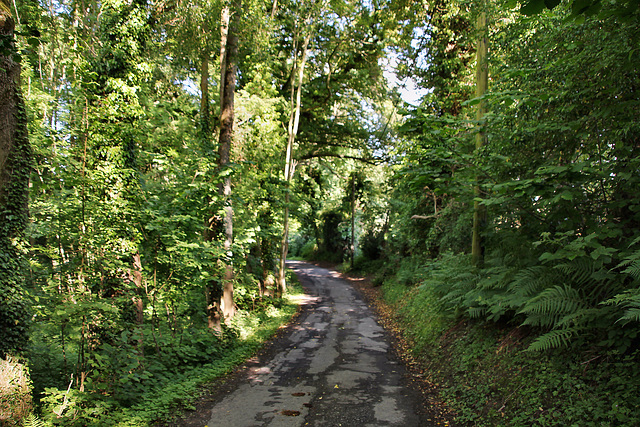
[204, 261, 427, 426]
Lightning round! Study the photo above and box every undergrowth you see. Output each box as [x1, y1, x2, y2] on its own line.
[27, 273, 303, 427]
[379, 269, 640, 426]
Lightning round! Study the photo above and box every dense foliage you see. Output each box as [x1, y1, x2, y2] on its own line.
[382, 0, 640, 353]
[3, 0, 640, 424]
[4, 0, 391, 424]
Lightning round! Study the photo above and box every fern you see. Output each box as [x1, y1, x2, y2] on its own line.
[477, 265, 513, 290]
[617, 237, 640, 280]
[22, 414, 49, 427]
[504, 266, 560, 311]
[520, 285, 585, 322]
[425, 246, 635, 350]
[527, 328, 577, 351]
[608, 250, 640, 323]
[468, 306, 488, 319]
[556, 257, 596, 286]
[556, 257, 623, 303]
[620, 307, 640, 323]
[440, 275, 477, 307]
[424, 253, 479, 310]
[555, 307, 602, 328]
[521, 313, 559, 328]
[603, 288, 640, 324]
[603, 289, 640, 305]
[618, 249, 640, 281]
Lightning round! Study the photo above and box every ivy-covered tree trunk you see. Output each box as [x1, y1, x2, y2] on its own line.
[217, 0, 240, 321]
[0, 0, 32, 357]
[84, 0, 150, 360]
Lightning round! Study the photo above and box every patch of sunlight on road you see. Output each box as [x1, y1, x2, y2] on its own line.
[286, 294, 320, 306]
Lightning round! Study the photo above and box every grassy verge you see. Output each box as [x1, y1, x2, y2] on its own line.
[377, 277, 640, 426]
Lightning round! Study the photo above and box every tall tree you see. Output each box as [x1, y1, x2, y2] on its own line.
[0, 0, 32, 357]
[277, 26, 311, 298]
[84, 0, 151, 359]
[217, 0, 241, 320]
[201, 14, 220, 331]
[274, 0, 388, 294]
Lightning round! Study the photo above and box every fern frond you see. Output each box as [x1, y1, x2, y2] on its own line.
[509, 266, 558, 298]
[520, 285, 584, 318]
[433, 266, 480, 310]
[622, 260, 640, 280]
[478, 266, 514, 290]
[468, 306, 488, 319]
[556, 257, 595, 286]
[620, 307, 640, 323]
[527, 328, 576, 352]
[603, 288, 640, 306]
[521, 313, 561, 328]
[602, 289, 640, 323]
[440, 288, 466, 302]
[23, 414, 48, 427]
[616, 244, 640, 280]
[555, 307, 601, 328]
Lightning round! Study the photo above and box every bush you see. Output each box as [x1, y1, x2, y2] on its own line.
[300, 239, 318, 260]
[287, 233, 309, 258]
[359, 230, 384, 261]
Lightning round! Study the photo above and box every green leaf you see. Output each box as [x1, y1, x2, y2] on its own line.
[572, 0, 594, 15]
[560, 190, 574, 201]
[590, 245, 617, 261]
[521, 0, 546, 15]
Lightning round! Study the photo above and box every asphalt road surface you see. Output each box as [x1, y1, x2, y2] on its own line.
[202, 261, 428, 426]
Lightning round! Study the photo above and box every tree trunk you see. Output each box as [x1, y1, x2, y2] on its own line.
[351, 175, 355, 269]
[219, 4, 229, 105]
[217, 0, 240, 321]
[0, 0, 32, 357]
[200, 48, 224, 332]
[471, 11, 488, 268]
[277, 32, 311, 298]
[130, 252, 144, 356]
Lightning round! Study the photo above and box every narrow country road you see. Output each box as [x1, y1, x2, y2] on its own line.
[197, 261, 428, 426]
